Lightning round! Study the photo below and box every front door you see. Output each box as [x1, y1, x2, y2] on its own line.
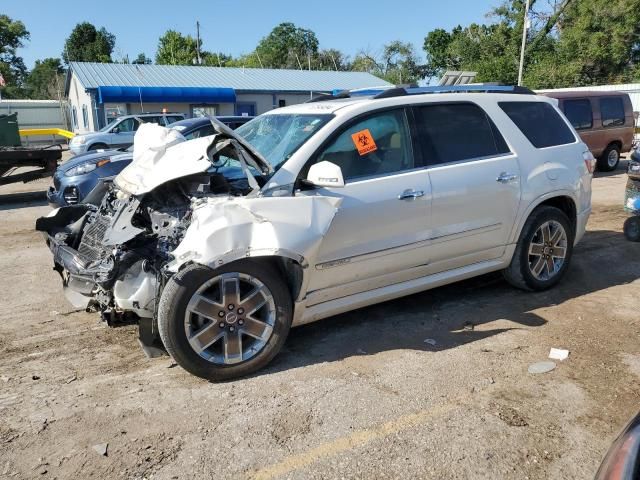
[302, 108, 432, 299]
[412, 102, 521, 271]
[109, 117, 140, 148]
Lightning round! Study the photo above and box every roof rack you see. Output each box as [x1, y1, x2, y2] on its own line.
[305, 84, 535, 103]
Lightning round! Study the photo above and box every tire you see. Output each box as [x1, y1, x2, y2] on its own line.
[597, 144, 621, 172]
[503, 206, 574, 291]
[88, 143, 108, 151]
[623, 216, 640, 242]
[158, 261, 292, 381]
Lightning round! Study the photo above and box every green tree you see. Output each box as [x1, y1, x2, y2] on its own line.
[351, 42, 426, 84]
[255, 22, 319, 68]
[62, 22, 115, 63]
[0, 14, 29, 98]
[155, 30, 198, 65]
[315, 49, 350, 71]
[26, 58, 64, 99]
[202, 51, 234, 67]
[132, 53, 152, 64]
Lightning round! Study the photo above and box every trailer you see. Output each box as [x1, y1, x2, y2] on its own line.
[0, 112, 64, 187]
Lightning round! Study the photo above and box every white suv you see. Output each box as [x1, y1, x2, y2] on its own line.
[39, 86, 594, 380]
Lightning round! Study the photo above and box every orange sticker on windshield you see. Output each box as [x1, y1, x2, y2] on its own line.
[351, 129, 377, 156]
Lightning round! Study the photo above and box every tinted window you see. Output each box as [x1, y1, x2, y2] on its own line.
[600, 97, 625, 127]
[315, 109, 413, 181]
[499, 102, 575, 148]
[563, 99, 592, 130]
[413, 103, 509, 164]
[139, 116, 163, 125]
[167, 115, 183, 124]
[184, 124, 215, 140]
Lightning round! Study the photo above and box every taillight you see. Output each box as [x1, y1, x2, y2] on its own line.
[583, 150, 596, 174]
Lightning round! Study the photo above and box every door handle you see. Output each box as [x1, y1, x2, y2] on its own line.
[496, 172, 519, 184]
[398, 189, 425, 200]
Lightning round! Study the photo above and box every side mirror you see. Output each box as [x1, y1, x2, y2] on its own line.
[112, 127, 120, 134]
[306, 161, 345, 188]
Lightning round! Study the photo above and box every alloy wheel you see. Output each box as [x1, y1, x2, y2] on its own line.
[184, 272, 276, 365]
[528, 220, 568, 281]
[608, 149, 619, 169]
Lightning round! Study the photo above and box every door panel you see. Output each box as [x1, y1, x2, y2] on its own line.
[306, 169, 431, 293]
[412, 102, 521, 270]
[302, 107, 432, 296]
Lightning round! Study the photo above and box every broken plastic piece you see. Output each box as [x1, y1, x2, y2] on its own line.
[548, 348, 569, 361]
[528, 361, 556, 374]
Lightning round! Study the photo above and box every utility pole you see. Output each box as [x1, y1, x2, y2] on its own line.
[195, 21, 202, 65]
[517, 0, 531, 86]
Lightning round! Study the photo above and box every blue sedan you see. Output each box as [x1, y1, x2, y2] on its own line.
[47, 116, 253, 207]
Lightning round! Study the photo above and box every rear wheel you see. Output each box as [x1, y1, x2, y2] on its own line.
[503, 206, 574, 291]
[158, 261, 292, 381]
[597, 144, 621, 172]
[623, 216, 640, 242]
[88, 143, 108, 151]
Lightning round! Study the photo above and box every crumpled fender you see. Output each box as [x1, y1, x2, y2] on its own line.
[166, 194, 342, 278]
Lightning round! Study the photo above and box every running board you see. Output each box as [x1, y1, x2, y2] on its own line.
[294, 257, 507, 326]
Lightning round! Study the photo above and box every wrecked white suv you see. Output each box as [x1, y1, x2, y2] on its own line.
[37, 86, 594, 380]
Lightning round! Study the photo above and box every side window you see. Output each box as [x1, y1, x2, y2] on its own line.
[499, 101, 575, 148]
[116, 118, 139, 132]
[140, 116, 163, 125]
[184, 124, 215, 140]
[600, 97, 625, 127]
[82, 105, 89, 129]
[413, 103, 509, 164]
[563, 99, 592, 130]
[315, 109, 414, 181]
[167, 115, 183, 125]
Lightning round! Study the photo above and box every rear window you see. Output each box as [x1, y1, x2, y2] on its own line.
[563, 99, 592, 130]
[412, 103, 510, 164]
[499, 102, 575, 148]
[600, 97, 625, 127]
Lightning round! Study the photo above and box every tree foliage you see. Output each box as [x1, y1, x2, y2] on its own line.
[132, 53, 152, 65]
[352, 42, 426, 84]
[155, 30, 198, 65]
[423, 0, 640, 88]
[63, 22, 115, 63]
[254, 22, 319, 69]
[26, 57, 64, 99]
[0, 14, 29, 98]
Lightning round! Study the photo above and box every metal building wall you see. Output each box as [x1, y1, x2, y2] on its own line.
[0, 100, 67, 129]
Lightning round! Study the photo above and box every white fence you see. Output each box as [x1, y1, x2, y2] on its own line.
[0, 99, 68, 130]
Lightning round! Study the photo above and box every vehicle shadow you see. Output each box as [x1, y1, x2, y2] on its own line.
[0, 191, 48, 211]
[262, 228, 640, 376]
[594, 159, 628, 178]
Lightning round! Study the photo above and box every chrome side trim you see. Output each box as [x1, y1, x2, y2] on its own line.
[315, 223, 502, 270]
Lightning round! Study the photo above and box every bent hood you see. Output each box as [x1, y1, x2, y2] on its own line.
[114, 119, 272, 196]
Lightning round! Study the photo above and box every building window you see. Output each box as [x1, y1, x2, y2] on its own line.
[82, 105, 89, 129]
[278, 99, 286, 108]
[72, 106, 78, 129]
[191, 105, 217, 118]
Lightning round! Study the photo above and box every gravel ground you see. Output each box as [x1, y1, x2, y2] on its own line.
[0, 161, 639, 479]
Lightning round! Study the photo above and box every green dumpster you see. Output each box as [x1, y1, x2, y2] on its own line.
[0, 113, 21, 147]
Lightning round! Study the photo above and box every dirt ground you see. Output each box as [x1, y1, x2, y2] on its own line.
[1, 159, 639, 480]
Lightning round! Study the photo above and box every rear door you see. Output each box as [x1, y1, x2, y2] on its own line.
[302, 107, 432, 297]
[412, 102, 521, 270]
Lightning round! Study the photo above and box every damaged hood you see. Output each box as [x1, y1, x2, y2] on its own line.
[115, 119, 272, 196]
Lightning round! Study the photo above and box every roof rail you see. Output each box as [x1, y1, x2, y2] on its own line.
[373, 84, 535, 99]
[305, 84, 535, 103]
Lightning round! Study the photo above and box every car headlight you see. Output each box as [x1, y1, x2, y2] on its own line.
[71, 135, 87, 145]
[65, 160, 104, 176]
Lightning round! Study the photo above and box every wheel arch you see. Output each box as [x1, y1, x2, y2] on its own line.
[512, 192, 578, 244]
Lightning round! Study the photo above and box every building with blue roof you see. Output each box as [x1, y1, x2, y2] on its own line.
[65, 62, 391, 133]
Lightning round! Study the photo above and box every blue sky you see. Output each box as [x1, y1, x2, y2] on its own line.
[5, 0, 499, 68]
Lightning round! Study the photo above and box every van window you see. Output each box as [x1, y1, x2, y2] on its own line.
[499, 102, 575, 148]
[600, 97, 625, 127]
[563, 99, 592, 130]
[413, 103, 509, 164]
[315, 108, 414, 181]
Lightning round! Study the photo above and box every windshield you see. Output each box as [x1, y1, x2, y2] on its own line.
[234, 114, 332, 170]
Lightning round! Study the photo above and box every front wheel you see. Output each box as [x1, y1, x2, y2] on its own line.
[158, 261, 292, 381]
[503, 206, 574, 291]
